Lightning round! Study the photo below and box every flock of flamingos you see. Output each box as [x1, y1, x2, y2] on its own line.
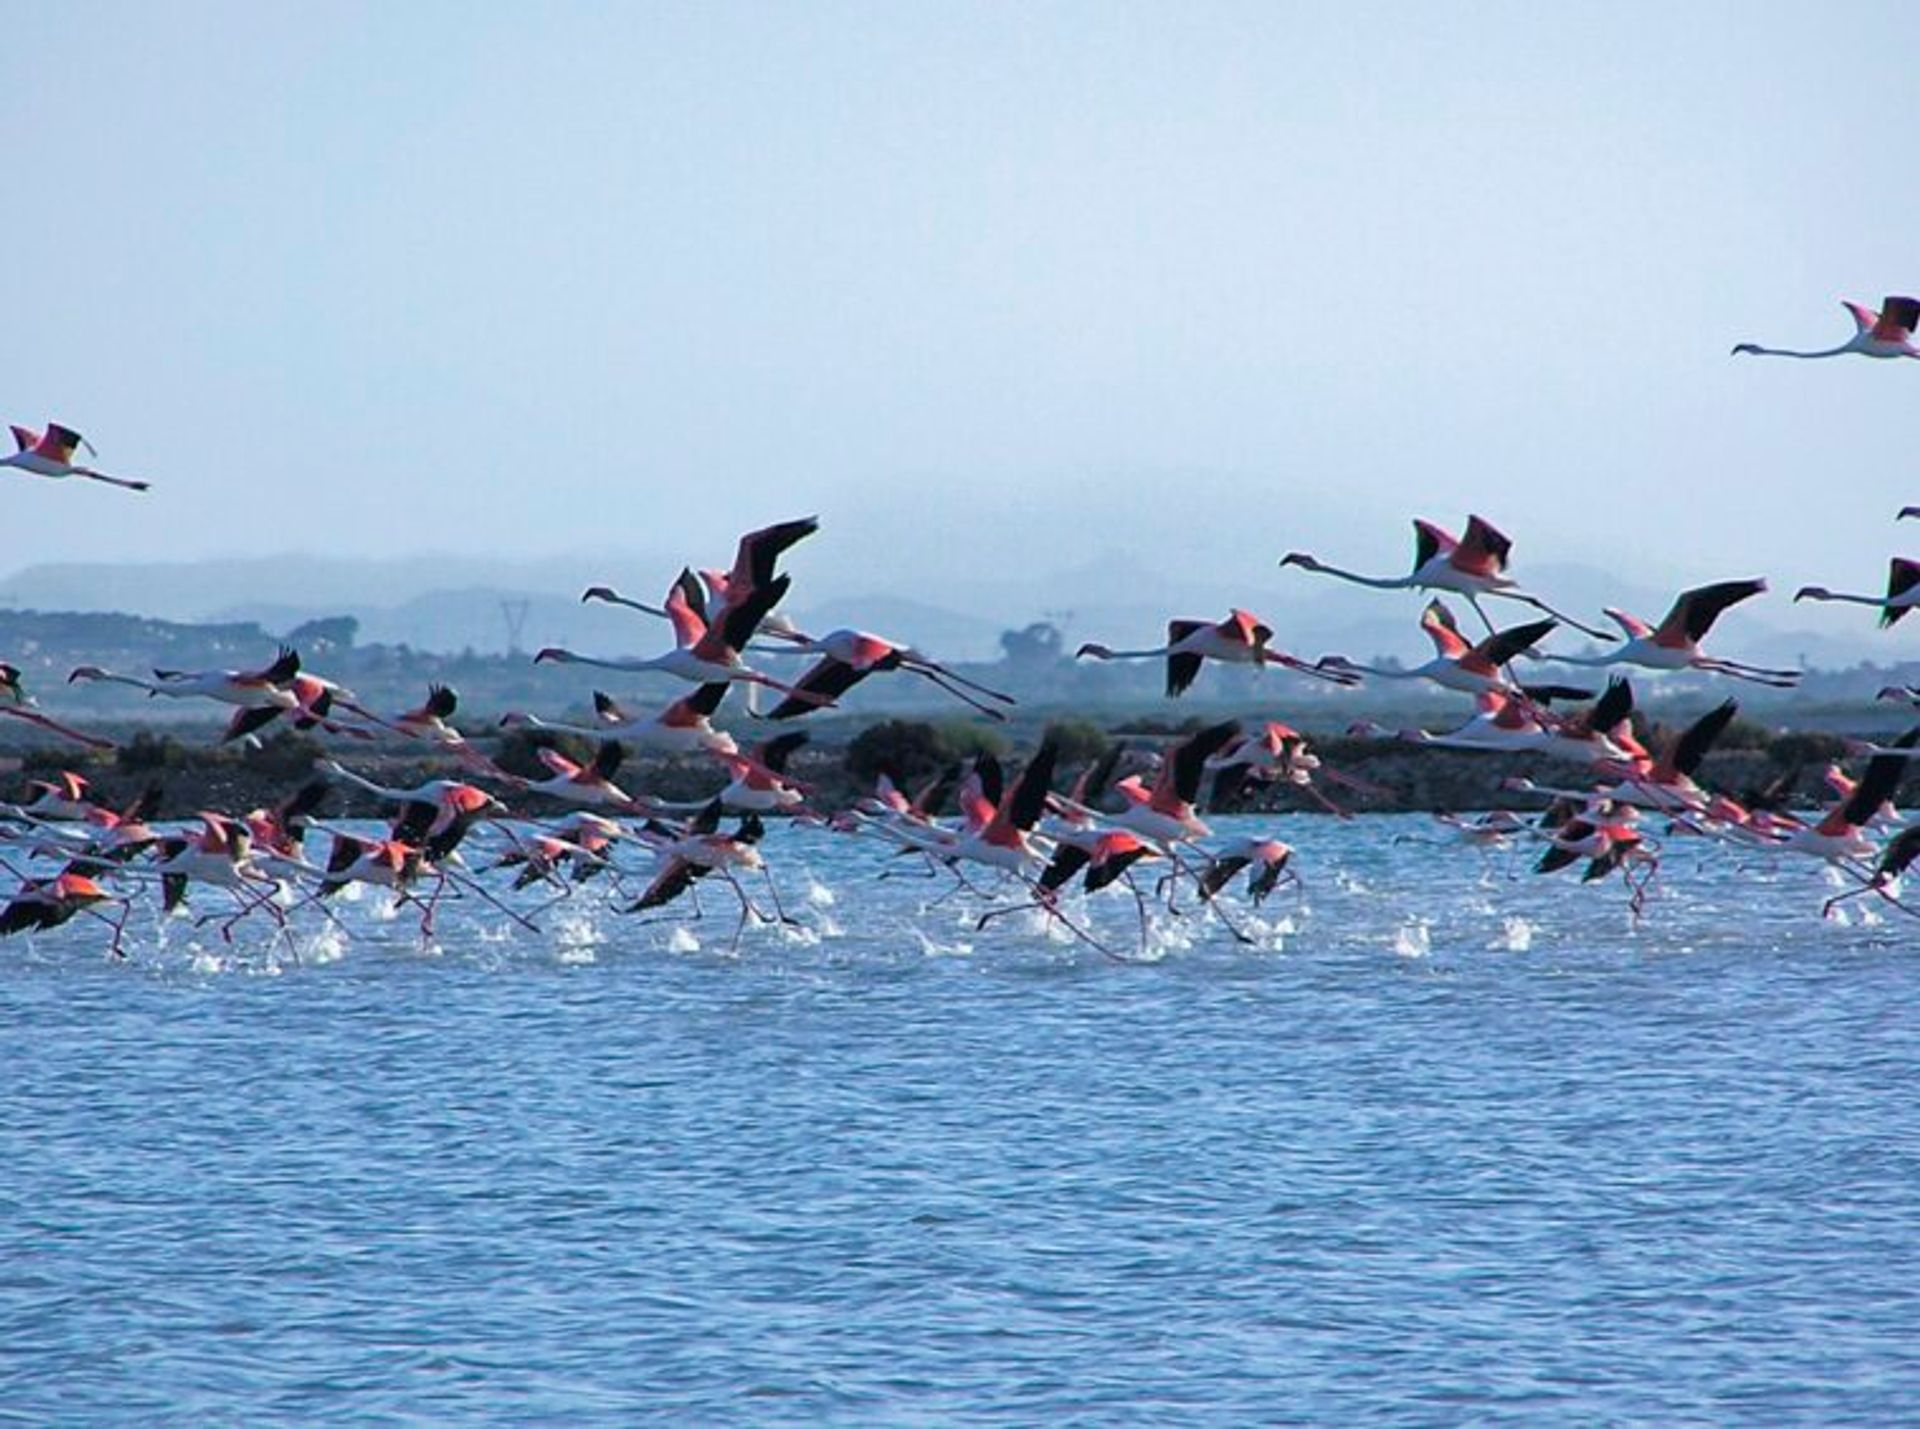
[3, 295, 1919, 959]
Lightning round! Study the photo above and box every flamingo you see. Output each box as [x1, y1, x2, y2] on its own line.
[146, 813, 291, 941]
[582, 516, 818, 623]
[621, 803, 791, 946]
[516, 740, 637, 810]
[500, 684, 738, 757]
[1353, 681, 1637, 766]
[1197, 837, 1298, 904]
[319, 762, 508, 860]
[4, 770, 97, 822]
[1075, 609, 1358, 695]
[1531, 800, 1656, 908]
[68, 647, 303, 710]
[1769, 731, 1918, 866]
[2, 422, 149, 491]
[1280, 515, 1613, 638]
[1732, 296, 1920, 360]
[0, 869, 125, 952]
[1544, 580, 1800, 686]
[759, 622, 1016, 721]
[1099, 721, 1242, 847]
[1794, 558, 1920, 628]
[1316, 602, 1562, 696]
[706, 732, 811, 814]
[0, 663, 113, 749]
[537, 568, 830, 708]
[317, 833, 424, 899]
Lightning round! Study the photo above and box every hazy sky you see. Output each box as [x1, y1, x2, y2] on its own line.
[5, 2, 1918, 623]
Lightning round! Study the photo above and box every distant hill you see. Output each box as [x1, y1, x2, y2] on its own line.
[0, 550, 1900, 669]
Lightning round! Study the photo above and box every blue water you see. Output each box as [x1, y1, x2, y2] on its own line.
[3, 816, 1917, 1421]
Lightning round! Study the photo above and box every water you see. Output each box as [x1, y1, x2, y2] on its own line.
[2, 815, 1917, 1421]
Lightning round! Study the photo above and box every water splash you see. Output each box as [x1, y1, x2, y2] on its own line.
[1491, 916, 1535, 952]
[911, 927, 974, 958]
[551, 912, 606, 964]
[1392, 918, 1431, 958]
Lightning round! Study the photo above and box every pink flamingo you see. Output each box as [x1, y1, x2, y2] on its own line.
[1733, 296, 1920, 360]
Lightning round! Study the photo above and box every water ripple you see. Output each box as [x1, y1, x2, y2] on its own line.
[1, 816, 1917, 1420]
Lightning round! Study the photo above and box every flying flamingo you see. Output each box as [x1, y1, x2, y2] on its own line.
[1769, 730, 1918, 867]
[1198, 837, 1298, 905]
[1732, 296, 1920, 360]
[1316, 602, 1563, 696]
[621, 805, 788, 949]
[1075, 609, 1358, 695]
[500, 683, 738, 757]
[320, 762, 509, 859]
[537, 568, 831, 708]
[68, 647, 303, 711]
[0, 663, 113, 749]
[1543, 579, 1800, 686]
[582, 517, 819, 623]
[1280, 515, 1614, 638]
[3, 422, 149, 491]
[1794, 558, 1920, 628]
[1097, 721, 1242, 848]
[515, 740, 637, 810]
[0, 869, 126, 953]
[758, 622, 1016, 721]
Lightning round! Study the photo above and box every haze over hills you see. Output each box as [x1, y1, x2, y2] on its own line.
[0, 550, 1900, 673]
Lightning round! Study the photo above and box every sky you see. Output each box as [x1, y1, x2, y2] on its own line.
[4, 2, 1919, 639]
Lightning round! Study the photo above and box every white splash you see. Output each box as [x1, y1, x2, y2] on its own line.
[912, 927, 973, 958]
[806, 879, 837, 908]
[551, 913, 605, 963]
[1491, 917, 1535, 952]
[666, 926, 701, 954]
[299, 925, 349, 965]
[1392, 918, 1431, 958]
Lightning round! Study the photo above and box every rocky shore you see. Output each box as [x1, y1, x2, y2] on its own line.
[0, 715, 1875, 822]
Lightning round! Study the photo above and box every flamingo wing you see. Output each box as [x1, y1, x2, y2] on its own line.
[987, 738, 1059, 838]
[1873, 295, 1920, 341]
[767, 658, 868, 719]
[537, 747, 584, 779]
[664, 570, 709, 649]
[1471, 617, 1556, 668]
[35, 423, 84, 461]
[1165, 619, 1207, 697]
[1883, 559, 1920, 629]
[1657, 579, 1765, 645]
[1841, 727, 1920, 828]
[1668, 698, 1739, 779]
[1874, 821, 1920, 880]
[1168, 720, 1240, 807]
[1420, 600, 1471, 658]
[729, 517, 819, 594]
[1411, 519, 1455, 572]
[588, 740, 625, 780]
[630, 856, 701, 912]
[712, 573, 791, 657]
[1038, 842, 1092, 894]
[1457, 516, 1513, 576]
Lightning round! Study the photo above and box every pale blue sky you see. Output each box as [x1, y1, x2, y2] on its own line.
[4, 2, 1917, 624]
